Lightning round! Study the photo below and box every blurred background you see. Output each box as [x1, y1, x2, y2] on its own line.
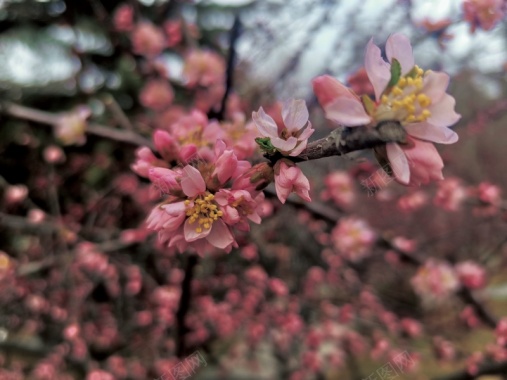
[1, 0, 507, 379]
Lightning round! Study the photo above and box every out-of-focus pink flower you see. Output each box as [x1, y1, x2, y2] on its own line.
[496, 318, 507, 346]
[433, 336, 456, 362]
[43, 145, 66, 164]
[411, 259, 459, 304]
[466, 352, 484, 376]
[253, 99, 314, 157]
[163, 19, 183, 47]
[55, 106, 91, 145]
[397, 190, 428, 212]
[131, 22, 166, 58]
[331, 217, 376, 262]
[434, 177, 467, 211]
[314, 33, 460, 186]
[455, 261, 486, 289]
[183, 49, 225, 88]
[4, 184, 28, 204]
[273, 159, 311, 204]
[113, 4, 134, 32]
[86, 370, 115, 380]
[477, 181, 502, 206]
[139, 80, 174, 111]
[401, 318, 423, 338]
[321, 171, 356, 209]
[463, 0, 505, 32]
[461, 305, 480, 328]
[28, 209, 46, 223]
[472, 182, 503, 216]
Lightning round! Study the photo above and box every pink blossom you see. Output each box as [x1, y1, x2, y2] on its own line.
[131, 22, 166, 58]
[455, 261, 486, 289]
[4, 184, 28, 204]
[43, 145, 65, 164]
[113, 4, 134, 32]
[321, 171, 356, 208]
[496, 318, 507, 346]
[252, 99, 314, 156]
[411, 259, 459, 304]
[314, 33, 460, 186]
[139, 80, 174, 111]
[273, 159, 311, 204]
[397, 190, 428, 212]
[463, 0, 505, 32]
[434, 177, 467, 211]
[183, 49, 225, 88]
[347, 67, 375, 96]
[331, 217, 376, 262]
[145, 143, 263, 255]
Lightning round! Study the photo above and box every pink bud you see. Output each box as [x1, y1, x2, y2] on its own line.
[312, 75, 360, 108]
[43, 145, 66, 164]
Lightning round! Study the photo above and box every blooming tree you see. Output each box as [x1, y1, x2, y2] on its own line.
[0, 1, 507, 380]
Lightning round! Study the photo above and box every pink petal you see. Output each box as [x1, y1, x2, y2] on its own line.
[324, 98, 372, 126]
[206, 219, 235, 249]
[271, 136, 298, 152]
[298, 123, 315, 141]
[289, 140, 307, 157]
[282, 99, 309, 133]
[214, 139, 227, 157]
[184, 217, 211, 242]
[365, 38, 391, 101]
[252, 107, 278, 138]
[427, 94, 461, 128]
[386, 33, 415, 75]
[213, 149, 238, 184]
[387, 143, 410, 185]
[312, 75, 359, 107]
[423, 71, 449, 103]
[405, 123, 459, 144]
[161, 201, 186, 216]
[181, 165, 206, 197]
[402, 138, 444, 186]
[149, 167, 179, 194]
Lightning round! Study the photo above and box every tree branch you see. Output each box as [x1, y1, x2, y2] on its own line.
[175, 254, 199, 358]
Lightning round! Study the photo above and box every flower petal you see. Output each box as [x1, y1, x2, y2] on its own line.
[161, 201, 186, 216]
[324, 98, 372, 126]
[184, 217, 211, 242]
[252, 107, 278, 137]
[402, 138, 444, 186]
[405, 122, 459, 144]
[423, 71, 449, 104]
[387, 142, 410, 185]
[206, 219, 234, 249]
[271, 136, 298, 152]
[427, 94, 461, 128]
[386, 33, 415, 75]
[365, 38, 391, 100]
[282, 99, 309, 133]
[181, 165, 206, 197]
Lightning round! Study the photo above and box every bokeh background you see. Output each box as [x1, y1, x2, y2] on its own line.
[1, 0, 507, 379]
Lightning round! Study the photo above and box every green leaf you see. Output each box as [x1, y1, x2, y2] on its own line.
[387, 58, 402, 88]
[255, 137, 276, 154]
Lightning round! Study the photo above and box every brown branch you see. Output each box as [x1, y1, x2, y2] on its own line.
[0, 102, 154, 150]
[298, 121, 407, 161]
[175, 254, 199, 358]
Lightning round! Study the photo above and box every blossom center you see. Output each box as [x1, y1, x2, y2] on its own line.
[184, 192, 223, 233]
[377, 66, 432, 124]
[179, 127, 207, 147]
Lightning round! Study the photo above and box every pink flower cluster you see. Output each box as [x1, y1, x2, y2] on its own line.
[313, 33, 461, 186]
[140, 139, 264, 255]
[411, 259, 460, 304]
[252, 99, 314, 204]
